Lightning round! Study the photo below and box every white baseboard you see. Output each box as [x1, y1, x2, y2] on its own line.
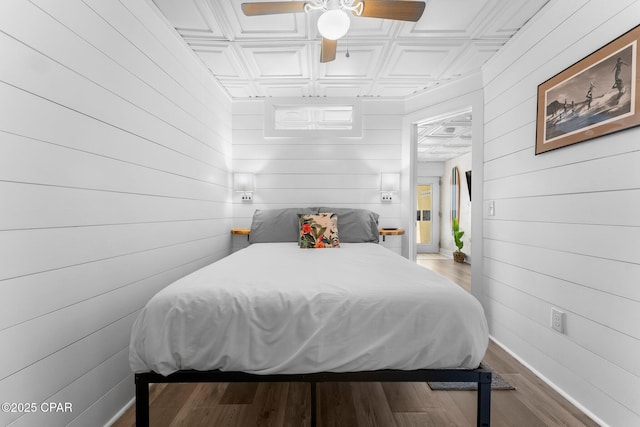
[439, 247, 454, 257]
[104, 397, 134, 427]
[489, 335, 608, 427]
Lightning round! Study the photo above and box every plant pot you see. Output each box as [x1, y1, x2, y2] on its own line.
[453, 251, 466, 263]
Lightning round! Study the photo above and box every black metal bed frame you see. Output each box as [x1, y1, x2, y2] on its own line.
[135, 368, 491, 426]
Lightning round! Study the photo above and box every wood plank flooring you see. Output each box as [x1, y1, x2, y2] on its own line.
[113, 256, 599, 426]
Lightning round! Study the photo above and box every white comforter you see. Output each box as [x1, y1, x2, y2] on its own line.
[129, 243, 488, 376]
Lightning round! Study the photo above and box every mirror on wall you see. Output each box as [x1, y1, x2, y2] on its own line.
[451, 166, 460, 223]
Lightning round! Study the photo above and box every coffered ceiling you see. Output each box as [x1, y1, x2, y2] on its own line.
[152, 0, 549, 99]
[417, 108, 472, 161]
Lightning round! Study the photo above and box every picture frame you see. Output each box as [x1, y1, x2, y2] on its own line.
[535, 24, 640, 154]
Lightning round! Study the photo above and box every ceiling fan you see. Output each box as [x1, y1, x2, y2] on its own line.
[241, 0, 426, 63]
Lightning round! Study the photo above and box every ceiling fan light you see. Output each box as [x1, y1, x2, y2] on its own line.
[317, 9, 350, 40]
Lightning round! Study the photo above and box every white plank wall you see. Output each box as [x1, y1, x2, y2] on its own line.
[0, 0, 232, 425]
[232, 99, 405, 253]
[482, 0, 640, 425]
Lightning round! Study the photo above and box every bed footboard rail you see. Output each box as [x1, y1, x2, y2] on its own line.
[135, 368, 491, 426]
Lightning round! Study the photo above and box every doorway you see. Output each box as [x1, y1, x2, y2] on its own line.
[413, 107, 472, 258]
[416, 178, 440, 253]
[404, 91, 483, 303]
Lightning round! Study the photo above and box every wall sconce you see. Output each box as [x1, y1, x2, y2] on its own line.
[234, 173, 254, 202]
[380, 173, 400, 202]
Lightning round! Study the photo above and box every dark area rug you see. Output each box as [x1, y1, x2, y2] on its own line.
[427, 362, 515, 390]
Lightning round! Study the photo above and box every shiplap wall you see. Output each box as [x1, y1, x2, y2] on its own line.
[232, 99, 405, 253]
[0, 0, 232, 425]
[482, 0, 640, 425]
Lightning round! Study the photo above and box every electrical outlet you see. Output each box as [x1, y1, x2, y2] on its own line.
[381, 193, 393, 202]
[551, 308, 565, 334]
[240, 192, 253, 202]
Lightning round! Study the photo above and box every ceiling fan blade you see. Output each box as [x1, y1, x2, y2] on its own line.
[359, 1, 425, 22]
[320, 38, 337, 63]
[241, 1, 307, 16]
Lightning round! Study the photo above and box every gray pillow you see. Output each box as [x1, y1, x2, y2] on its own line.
[317, 207, 380, 243]
[249, 207, 319, 243]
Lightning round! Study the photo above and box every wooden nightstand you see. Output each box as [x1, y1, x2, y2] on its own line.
[231, 228, 250, 252]
[231, 228, 250, 236]
[379, 228, 405, 242]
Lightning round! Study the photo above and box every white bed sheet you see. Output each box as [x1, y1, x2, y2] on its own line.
[129, 243, 488, 376]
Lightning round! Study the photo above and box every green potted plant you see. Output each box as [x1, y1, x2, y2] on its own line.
[452, 218, 466, 263]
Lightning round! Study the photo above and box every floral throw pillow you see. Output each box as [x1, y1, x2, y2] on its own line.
[298, 213, 340, 248]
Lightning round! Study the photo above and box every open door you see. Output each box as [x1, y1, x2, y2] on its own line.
[416, 178, 440, 253]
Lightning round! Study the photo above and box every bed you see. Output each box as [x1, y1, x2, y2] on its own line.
[130, 207, 491, 426]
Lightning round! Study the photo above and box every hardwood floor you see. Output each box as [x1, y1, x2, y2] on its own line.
[113, 256, 599, 427]
[417, 254, 471, 293]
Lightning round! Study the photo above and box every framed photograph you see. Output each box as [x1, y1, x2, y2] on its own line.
[536, 24, 640, 154]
